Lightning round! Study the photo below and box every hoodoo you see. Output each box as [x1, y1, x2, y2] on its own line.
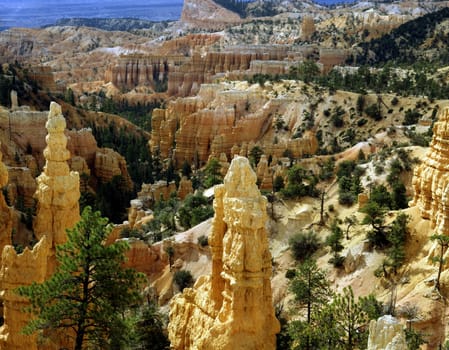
[168, 156, 279, 350]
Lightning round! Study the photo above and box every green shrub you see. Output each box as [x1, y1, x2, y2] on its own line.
[289, 231, 321, 261]
[174, 270, 194, 291]
[197, 235, 208, 247]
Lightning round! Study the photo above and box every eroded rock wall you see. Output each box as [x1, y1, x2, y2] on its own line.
[151, 83, 318, 166]
[0, 102, 80, 350]
[410, 106, 449, 235]
[168, 156, 279, 350]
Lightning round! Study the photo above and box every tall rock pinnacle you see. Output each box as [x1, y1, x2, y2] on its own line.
[34, 101, 80, 246]
[0, 102, 80, 350]
[168, 156, 280, 350]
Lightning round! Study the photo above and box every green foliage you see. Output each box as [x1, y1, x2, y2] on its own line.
[174, 270, 194, 292]
[362, 201, 389, 248]
[319, 158, 335, 181]
[133, 302, 170, 350]
[181, 160, 192, 178]
[273, 175, 285, 192]
[326, 220, 345, 267]
[337, 161, 363, 206]
[356, 94, 365, 115]
[290, 60, 320, 84]
[403, 109, 422, 125]
[99, 97, 161, 130]
[64, 87, 75, 105]
[352, 7, 449, 66]
[249, 146, 263, 167]
[405, 328, 426, 350]
[178, 193, 214, 229]
[120, 226, 145, 240]
[146, 194, 180, 242]
[203, 158, 223, 188]
[327, 287, 370, 349]
[359, 294, 384, 320]
[281, 165, 318, 199]
[197, 235, 209, 247]
[385, 213, 409, 274]
[289, 231, 321, 262]
[95, 175, 133, 223]
[90, 122, 154, 188]
[289, 259, 332, 323]
[365, 103, 382, 121]
[430, 233, 449, 291]
[370, 184, 392, 209]
[289, 260, 332, 349]
[17, 207, 145, 350]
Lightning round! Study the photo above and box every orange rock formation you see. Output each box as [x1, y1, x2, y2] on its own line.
[151, 83, 318, 166]
[168, 156, 280, 349]
[410, 106, 449, 234]
[0, 102, 80, 350]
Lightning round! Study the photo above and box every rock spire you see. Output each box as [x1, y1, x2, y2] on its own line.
[34, 101, 80, 246]
[0, 102, 80, 350]
[168, 156, 279, 350]
[367, 315, 407, 350]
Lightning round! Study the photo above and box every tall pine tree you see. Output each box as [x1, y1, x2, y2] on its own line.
[17, 206, 146, 350]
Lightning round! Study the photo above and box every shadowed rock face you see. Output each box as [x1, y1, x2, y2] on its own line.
[168, 156, 280, 350]
[0, 143, 12, 259]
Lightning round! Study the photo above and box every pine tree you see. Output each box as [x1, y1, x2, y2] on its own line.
[430, 233, 449, 291]
[17, 207, 146, 350]
[326, 220, 345, 267]
[328, 286, 370, 350]
[288, 259, 332, 350]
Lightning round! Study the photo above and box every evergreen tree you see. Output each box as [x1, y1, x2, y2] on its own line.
[288, 259, 333, 350]
[326, 220, 345, 267]
[362, 201, 388, 248]
[203, 158, 223, 188]
[177, 192, 214, 229]
[134, 301, 170, 350]
[430, 233, 449, 291]
[328, 286, 370, 349]
[386, 213, 409, 274]
[17, 207, 145, 350]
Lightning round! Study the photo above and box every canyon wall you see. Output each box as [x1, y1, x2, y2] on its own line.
[168, 156, 280, 349]
[151, 82, 318, 167]
[106, 45, 293, 96]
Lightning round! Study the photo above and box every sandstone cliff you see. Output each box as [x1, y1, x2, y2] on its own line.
[168, 156, 280, 350]
[0, 102, 80, 350]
